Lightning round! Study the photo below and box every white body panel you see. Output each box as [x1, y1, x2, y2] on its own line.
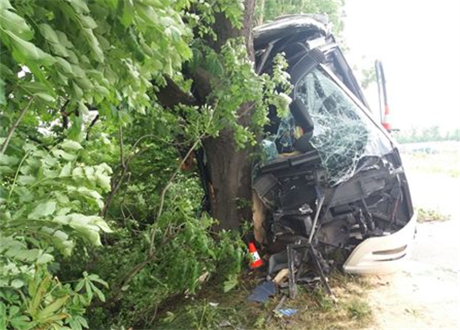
[343, 211, 418, 275]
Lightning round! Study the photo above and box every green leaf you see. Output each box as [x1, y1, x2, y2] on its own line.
[0, 154, 19, 165]
[80, 15, 97, 29]
[56, 31, 73, 48]
[52, 149, 77, 161]
[75, 279, 85, 292]
[11, 279, 25, 288]
[60, 162, 72, 177]
[0, 77, 6, 105]
[223, 275, 239, 292]
[36, 253, 54, 264]
[5, 31, 55, 66]
[92, 217, 112, 233]
[20, 81, 55, 97]
[121, 0, 134, 27]
[34, 93, 55, 103]
[82, 28, 104, 62]
[10, 315, 33, 330]
[0, 5, 34, 40]
[29, 272, 51, 316]
[28, 201, 57, 219]
[69, 0, 89, 13]
[36, 296, 68, 320]
[56, 57, 74, 74]
[68, 318, 82, 330]
[38, 24, 59, 44]
[87, 274, 109, 288]
[76, 315, 88, 328]
[85, 281, 93, 301]
[78, 101, 89, 115]
[0, 302, 7, 330]
[61, 140, 83, 151]
[90, 283, 105, 302]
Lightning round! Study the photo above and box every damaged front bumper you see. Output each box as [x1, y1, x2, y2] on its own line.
[343, 211, 417, 275]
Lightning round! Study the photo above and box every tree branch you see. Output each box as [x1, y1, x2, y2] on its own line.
[156, 75, 197, 107]
[101, 134, 159, 217]
[188, 67, 213, 104]
[119, 127, 125, 169]
[60, 100, 70, 129]
[1, 98, 34, 155]
[85, 114, 99, 141]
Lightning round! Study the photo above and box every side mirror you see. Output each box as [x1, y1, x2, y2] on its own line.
[289, 99, 314, 134]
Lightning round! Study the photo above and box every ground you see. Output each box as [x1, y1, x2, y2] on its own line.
[364, 149, 460, 330]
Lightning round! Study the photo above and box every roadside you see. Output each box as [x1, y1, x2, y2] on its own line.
[152, 272, 373, 330]
[364, 149, 460, 330]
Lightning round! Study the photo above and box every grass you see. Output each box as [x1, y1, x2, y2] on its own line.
[151, 271, 373, 330]
[401, 150, 460, 178]
[416, 207, 451, 223]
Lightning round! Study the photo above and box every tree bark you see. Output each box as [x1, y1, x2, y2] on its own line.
[204, 126, 253, 230]
[203, 0, 256, 230]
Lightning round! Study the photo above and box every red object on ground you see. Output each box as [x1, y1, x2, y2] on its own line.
[382, 104, 391, 131]
[248, 242, 263, 269]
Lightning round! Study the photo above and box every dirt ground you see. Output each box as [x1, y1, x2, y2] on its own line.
[364, 167, 460, 330]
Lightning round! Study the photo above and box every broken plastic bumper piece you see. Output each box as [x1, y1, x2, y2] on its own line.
[343, 211, 417, 275]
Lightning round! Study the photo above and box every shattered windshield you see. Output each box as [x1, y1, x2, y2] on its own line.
[295, 67, 392, 185]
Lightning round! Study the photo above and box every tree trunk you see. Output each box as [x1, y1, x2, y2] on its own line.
[204, 0, 256, 230]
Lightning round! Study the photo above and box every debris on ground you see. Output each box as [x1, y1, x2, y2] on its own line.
[247, 281, 276, 303]
[277, 308, 299, 317]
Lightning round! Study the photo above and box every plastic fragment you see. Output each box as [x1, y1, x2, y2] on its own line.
[247, 281, 276, 303]
[278, 308, 298, 317]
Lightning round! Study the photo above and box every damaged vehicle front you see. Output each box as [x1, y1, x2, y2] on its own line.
[252, 15, 417, 276]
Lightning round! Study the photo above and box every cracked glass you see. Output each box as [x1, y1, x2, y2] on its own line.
[295, 67, 392, 185]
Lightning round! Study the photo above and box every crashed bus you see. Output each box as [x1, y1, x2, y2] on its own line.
[251, 15, 417, 277]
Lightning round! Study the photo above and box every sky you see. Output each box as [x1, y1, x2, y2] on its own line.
[343, 0, 460, 130]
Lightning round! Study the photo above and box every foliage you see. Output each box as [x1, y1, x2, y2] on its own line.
[0, 0, 346, 328]
[360, 65, 377, 89]
[0, 265, 107, 330]
[257, 0, 345, 35]
[0, 0, 297, 328]
[190, 39, 292, 147]
[0, 0, 192, 117]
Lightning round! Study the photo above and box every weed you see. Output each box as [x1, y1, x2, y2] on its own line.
[347, 298, 372, 321]
[405, 307, 421, 317]
[416, 207, 451, 223]
[312, 287, 335, 312]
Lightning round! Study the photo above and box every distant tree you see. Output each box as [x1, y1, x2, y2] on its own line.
[256, 0, 344, 35]
[361, 65, 377, 89]
[447, 128, 460, 141]
[394, 126, 460, 144]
